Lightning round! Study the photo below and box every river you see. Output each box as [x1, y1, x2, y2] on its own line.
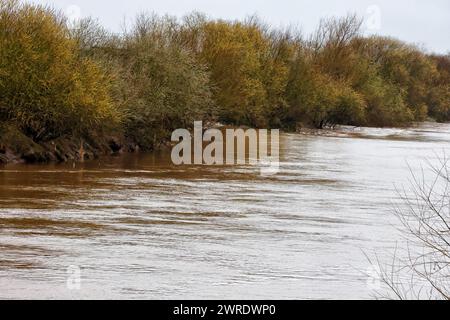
[1, 122, 450, 299]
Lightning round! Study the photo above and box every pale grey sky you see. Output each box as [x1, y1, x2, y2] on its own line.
[28, 0, 450, 53]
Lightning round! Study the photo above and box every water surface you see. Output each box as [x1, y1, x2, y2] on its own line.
[1, 123, 449, 299]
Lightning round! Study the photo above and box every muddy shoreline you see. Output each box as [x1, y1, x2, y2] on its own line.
[0, 122, 438, 165]
[0, 124, 135, 165]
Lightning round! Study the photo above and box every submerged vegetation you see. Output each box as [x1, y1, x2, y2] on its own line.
[0, 0, 449, 162]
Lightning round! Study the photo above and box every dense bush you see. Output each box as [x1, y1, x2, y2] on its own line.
[0, 0, 119, 142]
[427, 54, 450, 122]
[117, 15, 213, 149]
[181, 17, 291, 128]
[1, 0, 449, 156]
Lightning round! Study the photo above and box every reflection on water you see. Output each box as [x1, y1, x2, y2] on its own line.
[1, 122, 449, 299]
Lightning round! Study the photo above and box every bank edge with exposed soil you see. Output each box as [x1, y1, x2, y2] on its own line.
[0, 123, 130, 165]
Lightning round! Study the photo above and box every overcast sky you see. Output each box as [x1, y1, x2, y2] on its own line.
[27, 0, 450, 54]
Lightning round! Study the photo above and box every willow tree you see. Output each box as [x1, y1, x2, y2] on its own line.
[181, 17, 292, 128]
[427, 54, 450, 122]
[115, 14, 213, 150]
[0, 0, 119, 154]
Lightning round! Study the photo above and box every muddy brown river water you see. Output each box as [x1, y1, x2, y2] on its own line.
[1, 123, 450, 299]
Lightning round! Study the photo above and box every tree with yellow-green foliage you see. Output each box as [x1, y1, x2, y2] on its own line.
[286, 52, 366, 129]
[0, 0, 120, 142]
[116, 14, 213, 150]
[181, 16, 292, 128]
[427, 54, 450, 122]
[358, 37, 438, 121]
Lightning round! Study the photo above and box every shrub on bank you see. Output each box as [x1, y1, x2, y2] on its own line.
[0, 0, 120, 144]
[116, 15, 213, 150]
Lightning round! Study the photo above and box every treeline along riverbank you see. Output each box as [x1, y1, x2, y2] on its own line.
[0, 0, 449, 164]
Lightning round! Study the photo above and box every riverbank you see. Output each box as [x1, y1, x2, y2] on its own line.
[2, 2, 449, 169]
[1, 121, 444, 165]
[0, 124, 125, 165]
